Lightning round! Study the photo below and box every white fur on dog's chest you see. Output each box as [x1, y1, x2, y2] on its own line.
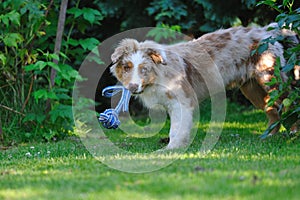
[138, 83, 194, 115]
[139, 86, 169, 108]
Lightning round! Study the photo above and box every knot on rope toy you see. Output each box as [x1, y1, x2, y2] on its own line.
[98, 86, 131, 129]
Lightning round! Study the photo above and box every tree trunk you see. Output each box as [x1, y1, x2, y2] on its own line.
[46, 0, 68, 112]
[0, 119, 3, 143]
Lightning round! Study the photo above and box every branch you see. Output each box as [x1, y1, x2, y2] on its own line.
[21, 73, 34, 112]
[0, 104, 25, 116]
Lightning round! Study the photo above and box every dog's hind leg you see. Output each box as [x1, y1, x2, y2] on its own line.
[240, 79, 281, 134]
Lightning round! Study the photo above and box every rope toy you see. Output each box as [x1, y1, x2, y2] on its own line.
[98, 85, 131, 129]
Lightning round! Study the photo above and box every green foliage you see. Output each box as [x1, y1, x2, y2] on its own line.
[145, 0, 275, 35]
[67, 7, 103, 24]
[258, 0, 300, 137]
[147, 0, 188, 22]
[146, 23, 182, 42]
[0, 0, 102, 143]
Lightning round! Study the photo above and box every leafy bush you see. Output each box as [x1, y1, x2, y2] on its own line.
[258, 0, 300, 138]
[0, 0, 102, 143]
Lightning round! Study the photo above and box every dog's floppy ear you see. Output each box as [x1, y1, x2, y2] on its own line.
[111, 39, 139, 63]
[147, 49, 167, 65]
[110, 39, 139, 76]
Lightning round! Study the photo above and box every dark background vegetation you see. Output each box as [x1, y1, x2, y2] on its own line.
[0, 0, 299, 144]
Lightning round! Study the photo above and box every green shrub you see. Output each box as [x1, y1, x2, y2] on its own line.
[258, 0, 300, 138]
[0, 0, 102, 143]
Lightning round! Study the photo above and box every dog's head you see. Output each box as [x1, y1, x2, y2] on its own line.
[110, 39, 167, 94]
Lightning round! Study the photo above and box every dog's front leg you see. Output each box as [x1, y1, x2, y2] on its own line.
[166, 102, 194, 149]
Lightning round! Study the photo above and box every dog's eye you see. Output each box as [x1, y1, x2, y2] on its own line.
[123, 65, 131, 73]
[140, 67, 148, 74]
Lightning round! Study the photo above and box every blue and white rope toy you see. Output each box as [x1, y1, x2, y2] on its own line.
[98, 85, 131, 129]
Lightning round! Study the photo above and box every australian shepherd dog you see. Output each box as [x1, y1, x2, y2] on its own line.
[110, 23, 298, 149]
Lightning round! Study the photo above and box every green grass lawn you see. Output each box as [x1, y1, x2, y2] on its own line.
[0, 101, 299, 200]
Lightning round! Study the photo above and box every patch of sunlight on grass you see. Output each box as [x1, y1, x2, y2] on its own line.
[0, 188, 48, 200]
[97, 190, 157, 200]
[223, 121, 265, 130]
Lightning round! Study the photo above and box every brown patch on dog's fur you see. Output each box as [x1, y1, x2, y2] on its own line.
[150, 53, 163, 64]
[204, 32, 231, 50]
[249, 40, 260, 51]
[206, 49, 215, 59]
[240, 80, 280, 134]
[143, 70, 156, 88]
[125, 61, 133, 71]
[146, 49, 165, 65]
[165, 91, 174, 99]
[115, 63, 123, 80]
[115, 61, 135, 87]
[227, 78, 247, 88]
[184, 58, 204, 86]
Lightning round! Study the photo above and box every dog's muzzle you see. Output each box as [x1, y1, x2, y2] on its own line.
[128, 83, 143, 94]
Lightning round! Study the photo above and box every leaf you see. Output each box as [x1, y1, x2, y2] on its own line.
[49, 53, 60, 61]
[67, 38, 79, 46]
[83, 10, 95, 24]
[257, 43, 268, 54]
[33, 89, 58, 101]
[47, 62, 61, 72]
[59, 52, 70, 61]
[53, 88, 71, 100]
[23, 113, 46, 124]
[36, 61, 48, 70]
[56, 93, 71, 100]
[287, 52, 297, 65]
[24, 64, 36, 71]
[33, 89, 48, 101]
[274, 58, 282, 77]
[56, 64, 80, 82]
[24, 61, 47, 71]
[260, 121, 280, 139]
[49, 104, 73, 123]
[79, 38, 100, 50]
[282, 107, 300, 131]
[264, 77, 277, 86]
[0, 53, 6, 65]
[0, 10, 21, 26]
[282, 63, 295, 72]
[3, 33, 23, 47]
[7, 10, 21, 26]
[80, 8, 103, 24]
[0, 14, 9, 27]
[67, 7, 83, 18]
[282, 98, 292, 108]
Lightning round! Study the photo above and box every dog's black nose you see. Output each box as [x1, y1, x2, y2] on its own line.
[128, 83, 139, 93]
